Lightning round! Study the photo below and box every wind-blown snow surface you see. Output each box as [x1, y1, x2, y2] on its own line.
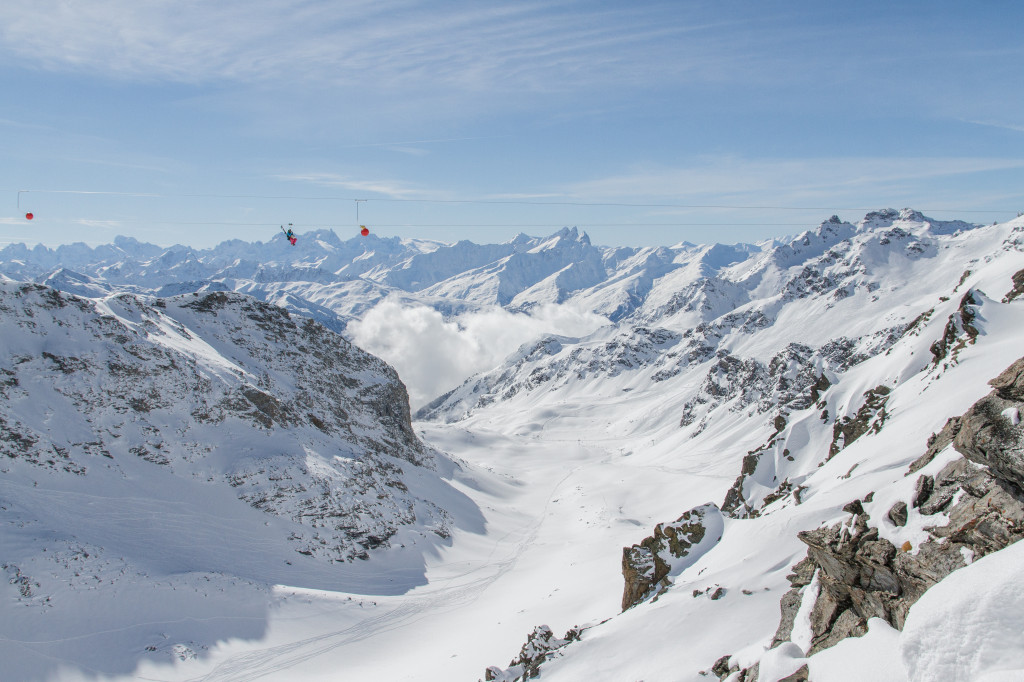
[2, 210, 1024, 681]
[899, 540, 1024, 682]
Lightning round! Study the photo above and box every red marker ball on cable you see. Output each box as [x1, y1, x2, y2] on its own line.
[360, 225, 369, 236]
[25, 212, 33, 220]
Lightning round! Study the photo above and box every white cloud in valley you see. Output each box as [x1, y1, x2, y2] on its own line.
[349, 299, 607, 409]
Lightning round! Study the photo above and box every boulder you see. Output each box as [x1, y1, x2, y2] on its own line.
[887, 501, 908, 527]
[621, 503, 723, 610]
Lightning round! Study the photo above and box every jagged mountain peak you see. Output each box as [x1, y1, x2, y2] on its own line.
[857, 207, 977, 236]
[528, 225, 590, 250]
[773, 217, 857, 262]
[696, 241, 760, 271]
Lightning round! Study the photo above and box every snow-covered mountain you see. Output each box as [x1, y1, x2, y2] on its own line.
[459, 213, 1024, 681]
[0, 225, 750, 330]
[2, 208, 1024, 682]
[0, 284, 475, 679]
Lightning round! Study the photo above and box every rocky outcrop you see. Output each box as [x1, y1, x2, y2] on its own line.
[827, 384, 891, 459]
[929, 289, 981, 367]
[946, 356, 1024, 486]
[766, 356, 1024, 659]
[621, 503, 723, 610]
[721, 416, 790, 519]
[482, 625, 582, 682]
[678, 336, 893, 438]
[1002, 267, 1024, 303]
[720, 378, 893, 521]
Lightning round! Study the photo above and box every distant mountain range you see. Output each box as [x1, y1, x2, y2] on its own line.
[0, 210, 978, 333]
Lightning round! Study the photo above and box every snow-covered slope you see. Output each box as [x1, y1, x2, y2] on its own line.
[0, 284, 476, 680]
[466, 214, 1024, 681]
[3, 209, 1024, 682]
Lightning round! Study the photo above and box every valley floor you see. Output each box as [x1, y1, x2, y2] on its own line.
[28, 399, 757, 682]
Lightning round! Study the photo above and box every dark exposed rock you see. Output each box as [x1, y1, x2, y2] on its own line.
[770, 556, 824, 649]
[483, 625, 582, 682]
[721, 453, 762, 518]
[901, 307, 935, 340]
[989, 356, 1024, 401]
[682, 341, 868, 439]
[1002, 268, 1024, 302]
[621, 503, 720, 610]
[952, 401, 1024, 491]
[808, 373, 832, 406]
[929, 289, 981, 367]
[723, 377, 894, 519]
[887, 501, 908, 527]
[828, 385, 891, 460]
[721, 408, 797, 518]
[912, 474, 934, 509]
[908, 415, 963, 473]
[711, 654, 734, 678]
[725, 380, 893, 521]
[917, 357, 1024, 492]
[765, 355, 1024, 661]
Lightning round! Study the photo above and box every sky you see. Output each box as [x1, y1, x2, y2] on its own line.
[1, 0, 1023, 250]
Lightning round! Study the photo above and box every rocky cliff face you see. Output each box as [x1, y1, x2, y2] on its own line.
[0, 283, 451, 565]
[734, 356, 1024, 680]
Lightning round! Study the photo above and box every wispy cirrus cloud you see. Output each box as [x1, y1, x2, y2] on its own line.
[485, 193, 565, 200]
[336, 135, 508, 150]
[275, 172, 432, 199]
[963, 119, 1024, 135]
[0, 0, 750, 93]
[75, 220, 123, 229]
[562, 156, 1024, 206]
[277, 155, 1024, 217]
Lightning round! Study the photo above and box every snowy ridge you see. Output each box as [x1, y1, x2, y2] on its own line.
[419, 210, 995, 425]
[2, 210, 1024, 681]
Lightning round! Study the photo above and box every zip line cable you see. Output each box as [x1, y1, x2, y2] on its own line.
[4, 220, 843, 231]
[7, 187, 1020, 238]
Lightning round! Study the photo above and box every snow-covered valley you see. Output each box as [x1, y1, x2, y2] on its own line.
[3, 209, 1024, 681]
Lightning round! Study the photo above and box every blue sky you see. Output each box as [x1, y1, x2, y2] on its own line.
[1, 0, 1023, 249]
